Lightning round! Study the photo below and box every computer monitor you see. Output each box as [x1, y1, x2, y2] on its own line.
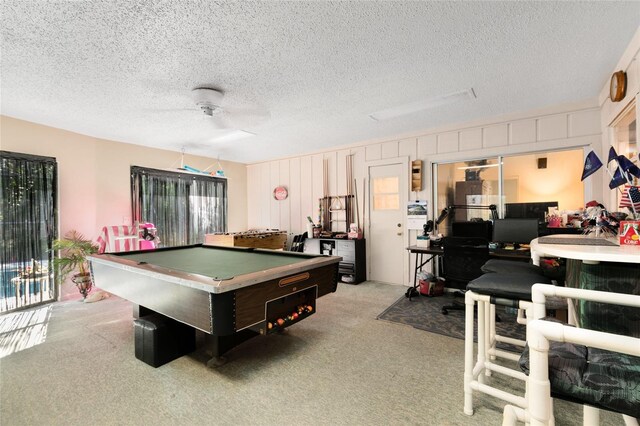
[492, 218, 539, 245]
[505, 201, 558, 222]
[451, 221, 493, 241]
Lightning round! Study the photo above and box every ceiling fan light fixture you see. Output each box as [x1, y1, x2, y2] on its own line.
[369, 88, 476, 121]
[192, 88, 225, 116]
[199, 105, 222, 116]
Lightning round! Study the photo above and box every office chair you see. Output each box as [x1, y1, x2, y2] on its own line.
[440, 236, 490, 314]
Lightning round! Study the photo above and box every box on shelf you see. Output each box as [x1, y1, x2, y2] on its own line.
[619, 220, 640, 245]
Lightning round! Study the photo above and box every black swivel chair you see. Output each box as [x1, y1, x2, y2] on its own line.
[440, 236, 490, 314]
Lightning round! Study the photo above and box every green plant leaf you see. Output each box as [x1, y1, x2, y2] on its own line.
[51, 230, 99, 282]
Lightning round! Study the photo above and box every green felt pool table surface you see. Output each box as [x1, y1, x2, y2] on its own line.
[117, 246, 311, 280]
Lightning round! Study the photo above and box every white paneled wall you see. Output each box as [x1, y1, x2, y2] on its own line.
[289, 158, 301, 233]
[247, 105, 602, 285]
[510, 119, 536, 145]
[460, 128, 483, 150]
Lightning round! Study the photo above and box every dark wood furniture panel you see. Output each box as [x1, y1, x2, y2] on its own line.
[234, 264, 338, 330]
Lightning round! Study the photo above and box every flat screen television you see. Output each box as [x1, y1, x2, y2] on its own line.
[505, 201, 558, 222]
[492, 218, 539, 245]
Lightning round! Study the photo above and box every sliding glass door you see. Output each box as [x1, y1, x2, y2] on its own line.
[131, 166, 227, 247]
[0, 151, 58, 312]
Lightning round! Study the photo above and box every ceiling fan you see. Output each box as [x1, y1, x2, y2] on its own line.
[190, 87, 269, 131]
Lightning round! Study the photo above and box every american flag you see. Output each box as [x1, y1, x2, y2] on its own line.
[619, 184, 640, 210]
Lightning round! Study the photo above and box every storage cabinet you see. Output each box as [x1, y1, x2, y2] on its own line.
[304, 238, 366, 284]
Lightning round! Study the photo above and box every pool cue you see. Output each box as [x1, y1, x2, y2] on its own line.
[354, 179, 360, 230]
[346, 155, 351, 229]
[347, 155, 352, 196]
[362, 178, 366, 238]
[323, 158, 328, 197]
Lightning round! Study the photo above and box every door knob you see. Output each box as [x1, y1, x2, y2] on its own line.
[397, 223, 402, 227]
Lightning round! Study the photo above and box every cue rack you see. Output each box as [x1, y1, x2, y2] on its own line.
[319, 155, 357, 234]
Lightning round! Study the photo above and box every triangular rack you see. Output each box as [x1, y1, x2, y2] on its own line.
[320, 195, 354, 233]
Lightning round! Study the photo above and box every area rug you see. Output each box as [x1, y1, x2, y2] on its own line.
[377, 293, 525, 351]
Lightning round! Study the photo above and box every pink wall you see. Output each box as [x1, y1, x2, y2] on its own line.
[1, 115, 248, 298]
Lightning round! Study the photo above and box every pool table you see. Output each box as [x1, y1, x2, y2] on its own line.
[88, 245, 341, 366]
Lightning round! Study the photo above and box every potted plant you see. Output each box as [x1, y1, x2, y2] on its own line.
[52, 230, 99, 299]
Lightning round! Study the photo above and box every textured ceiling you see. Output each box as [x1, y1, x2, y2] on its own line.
[1, 1, 639, 163]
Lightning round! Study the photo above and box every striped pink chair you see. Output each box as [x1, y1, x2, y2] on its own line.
[96, 225, 139, 253]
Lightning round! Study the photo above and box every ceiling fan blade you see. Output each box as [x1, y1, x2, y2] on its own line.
[224, 106, 270, 120]
[143, 107, 199, 114]
[207, 112, 234, 129]
[221, 107, 270, 128]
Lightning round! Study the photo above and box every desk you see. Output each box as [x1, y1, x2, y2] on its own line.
[89, 245, 340, 366]
[406, 245, 531, 300]
[406, 246, 442, 299]
[530, 235, 640, 330]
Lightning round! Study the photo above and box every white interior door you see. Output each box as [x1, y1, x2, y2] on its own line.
[368, 161, 408, 285]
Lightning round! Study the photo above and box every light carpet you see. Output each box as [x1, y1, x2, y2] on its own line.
[0, 282, 619, 425]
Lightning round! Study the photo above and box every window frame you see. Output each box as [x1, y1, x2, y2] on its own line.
[431, 148, 586, 224]
[130, 166, 228, 247]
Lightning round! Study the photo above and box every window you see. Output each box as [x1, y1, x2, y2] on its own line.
[434, 149, 585, 234]
[1, 151, 57, 312]
[612, 103, 637, 163]
[131, 167, 227, 247]
[372, 177, 399, 210]
[502, 150, 584, 215]
[610, 104, 638, 211]
[434, 158, 499, 231]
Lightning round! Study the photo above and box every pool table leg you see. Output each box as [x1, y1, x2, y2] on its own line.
[203, 329, 260, 368]
[207, 356, 227, 368]
[132, 304, 154, 319]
